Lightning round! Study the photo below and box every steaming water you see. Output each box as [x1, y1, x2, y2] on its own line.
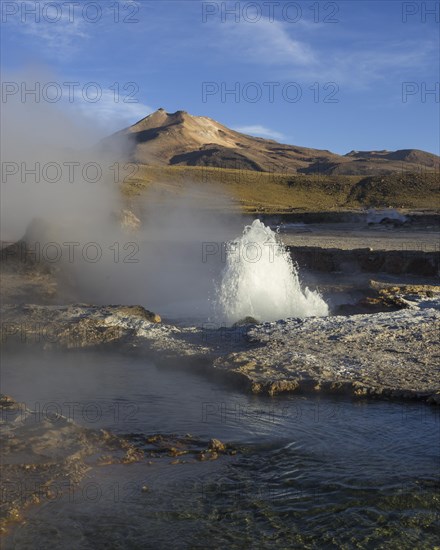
[215, 220, 329, 324]
[2, 350, 439, 549]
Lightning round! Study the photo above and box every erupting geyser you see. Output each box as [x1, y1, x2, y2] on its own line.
[215, 220, 329, 324]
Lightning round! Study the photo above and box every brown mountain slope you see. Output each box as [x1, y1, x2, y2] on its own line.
[103, 109, 440, 176]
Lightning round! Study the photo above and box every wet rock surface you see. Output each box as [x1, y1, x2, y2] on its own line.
[0, 304, 162, 349]
[1, 294, 439, 404]
[213, 308, 440, 401]
[0, 395, 107, 533]
[0, 395, 238, 534]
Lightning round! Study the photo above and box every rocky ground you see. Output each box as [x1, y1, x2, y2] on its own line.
[213, 307, 440, 403]
[1, 290, 439, 404]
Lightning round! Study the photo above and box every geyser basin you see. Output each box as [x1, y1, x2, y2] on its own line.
[215, 220, 329, 324]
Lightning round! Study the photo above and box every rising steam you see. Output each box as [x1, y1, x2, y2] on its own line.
[0, 68, 243, 318]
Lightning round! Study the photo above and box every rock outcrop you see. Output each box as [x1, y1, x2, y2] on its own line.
[213, 308, 440, 401]
[1, 299, 439, 404]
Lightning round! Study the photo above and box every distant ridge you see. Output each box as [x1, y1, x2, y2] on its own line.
[102, 109, 440, 176]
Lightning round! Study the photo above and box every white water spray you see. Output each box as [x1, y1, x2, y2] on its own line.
[215, 219, 329, 324]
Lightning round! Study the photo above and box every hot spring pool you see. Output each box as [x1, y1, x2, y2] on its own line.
[1, 350, 439, 549]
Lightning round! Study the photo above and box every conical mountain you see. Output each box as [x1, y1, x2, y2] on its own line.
[103, 109, 440, 175]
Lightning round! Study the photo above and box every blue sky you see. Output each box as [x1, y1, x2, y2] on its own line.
[1, 0, 439, 154]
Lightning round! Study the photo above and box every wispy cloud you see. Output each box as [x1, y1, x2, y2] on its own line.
[213, 16, 436, 88]
[8, 0, 90, 58]
[294, 40, 438, 88]
[233, 125, 285, 141]
[222, 18, 316, 66]
[4, 0, 141, 59]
